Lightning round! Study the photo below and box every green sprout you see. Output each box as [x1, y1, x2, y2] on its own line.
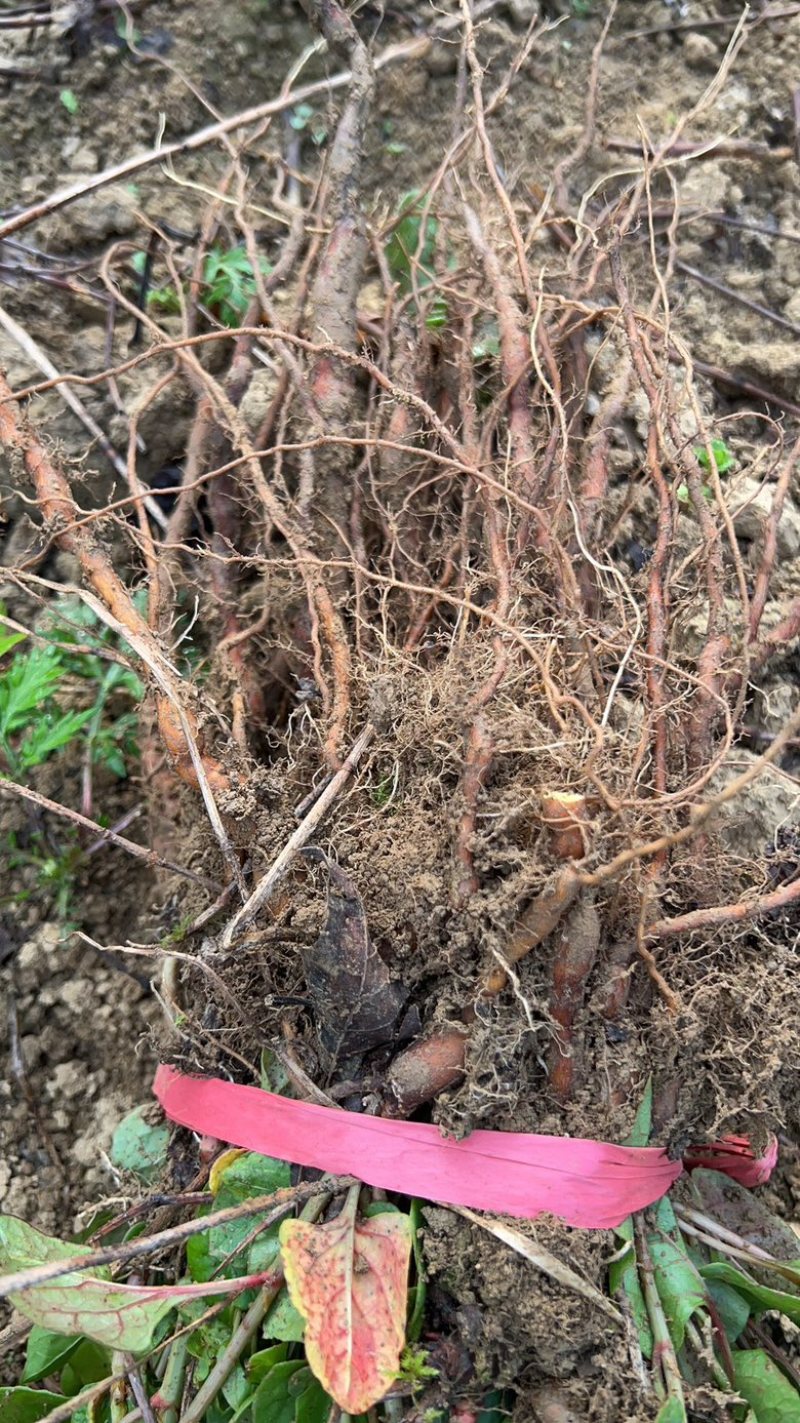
[202, 244, 272, 327]
[677, 439, 736, 504]
[288, 102, 328, 144]
[385, 191, 448, 331]
[695, 438, 735, 474]
[0, 597, 143, 781]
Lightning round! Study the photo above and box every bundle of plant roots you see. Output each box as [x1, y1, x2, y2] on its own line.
[3, 0, 800, 1352]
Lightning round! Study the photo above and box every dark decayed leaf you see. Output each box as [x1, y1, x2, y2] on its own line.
[302, 850, 409, 1063]
[732, 1349, 800, 1422]
[690, 1168, 800, 1262]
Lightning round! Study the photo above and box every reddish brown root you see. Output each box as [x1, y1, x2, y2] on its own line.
[384, 1027, 469, 1117]
[540, 791, 591, 862]
[546, 894, 600, 1103]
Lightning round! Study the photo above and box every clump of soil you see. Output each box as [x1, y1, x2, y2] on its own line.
[0, 925, 157, 1235]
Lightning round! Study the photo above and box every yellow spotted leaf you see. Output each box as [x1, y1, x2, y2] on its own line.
[279, 1188, 412, 1414]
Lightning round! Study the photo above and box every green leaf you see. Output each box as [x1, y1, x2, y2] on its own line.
[248, 1343, 289, 1382]
[59, 88, 79, 114]
[626, 1077, 653, 1148]
[147, 285, 181, 314]
[295, 1373, 334, 1423]
[0, 645, 63, 737]
[262, 1288, 306, 1342]
[185, 1228, 215, 1285]
[19, 708, 95, 770]
[385, 191, 438, 297]
[425, 296, 448, 330]
[694, 439, 735, 475]
[222, 1362, 250, 1410]
[252, 1359, 307, 1423]
[733, 1349, 800, 1421]
[289, 102, 315, 130]
[649, 1233, 708, 1352]
[0, 631, 26, 658]
[259, 1048, 291, 1096]
[609, 1078, 655, 1357]
[0, 1388, 70, 1422]
[95, 742, 127, 779]
[654, 1397, 687, 1423]
[184, 1304, 233, 1382]
[202, 245, 271, 327]
[677, 481, 712, 505]
[110, 1106, 170, 1183]
[21, 1326, 82, 1383]
[706, 1279, 750, 1343]
[701, 1261, 800, 1325]
[59, 1338, 110, 1392]
[609, 1232, 652, 1358]
[189, 1151, 290, 1282]
[0, 1216, 109, 1278]
[653, 1194, 679, 1234]
[0, 1215, 251, 1353]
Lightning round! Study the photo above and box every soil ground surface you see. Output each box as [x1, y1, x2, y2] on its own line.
[3, 0, 800, 1418]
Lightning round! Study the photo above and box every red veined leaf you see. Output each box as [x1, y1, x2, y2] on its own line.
[279, 1186, 412, 1414]
[0, 1215, 278, 1352]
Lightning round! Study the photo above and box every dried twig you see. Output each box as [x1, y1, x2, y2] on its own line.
[0, 778, 221, 889]
[220, 725, 374, 948]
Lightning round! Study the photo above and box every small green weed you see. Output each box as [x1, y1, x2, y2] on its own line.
[677, 438, 736, 505]
[372, 769, 399, 809]
[695, 437, 735, 475]
[202, 244, 272, 327]
[385, 191, 448, 330]
[130, 244, 272, 326]
[382, 119, 408, 156]
[397, 1345, 438, 1389]
[0, 598, 143, 781]
[59, 88, 79, 116]
[5, 830, 84, 927]
[1, 600, 144, 927]
[289, 101, 328, 144]
[114, 12, 142, 44]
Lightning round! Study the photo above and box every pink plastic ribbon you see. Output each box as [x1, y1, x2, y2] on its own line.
[154, 1066, 682, 1229]
[683, 1133, 779, 1188]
